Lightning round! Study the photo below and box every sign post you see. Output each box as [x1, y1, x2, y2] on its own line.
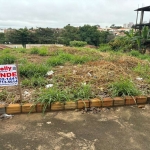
[0, 63, 22, 103]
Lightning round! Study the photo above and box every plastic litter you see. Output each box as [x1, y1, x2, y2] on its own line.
[45, 84, 53, 88]
[0, 114, 14, 120]
[136, 77, 143, 81]
[46, 70, 54, 76]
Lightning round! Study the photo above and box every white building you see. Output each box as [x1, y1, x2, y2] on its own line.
[0, 28, 4, 33]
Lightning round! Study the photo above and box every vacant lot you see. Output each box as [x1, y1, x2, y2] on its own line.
[0, 46, 150, 106]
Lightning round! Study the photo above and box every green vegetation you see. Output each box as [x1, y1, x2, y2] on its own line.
[19, 63, 49, 78]
[0, 54, 16, 64]
[70, 41, 87, 47]
[109, 78, 140, 97]
[22, 77, 48, 87]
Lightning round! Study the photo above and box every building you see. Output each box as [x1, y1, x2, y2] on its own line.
[0, 29, 4, 33]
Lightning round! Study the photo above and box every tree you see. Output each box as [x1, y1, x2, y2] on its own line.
[79, 25, 101, 46]
[0, 33, 5, 44]
[61, 25, 80, 45]
[5, 28, 30, 47]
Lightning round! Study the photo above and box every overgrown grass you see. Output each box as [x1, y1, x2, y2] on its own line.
[99, 44, 111, 52]
[0, 54, 16, 64]
[133, 63, 150, 79]
[38, 47, 48, 56]
[109, 78, 140, 96]
[30, 47, 39, 54]
[19, 63, 49, 78]
[73, 84, 93, 99]
[22, 77, 48, 87]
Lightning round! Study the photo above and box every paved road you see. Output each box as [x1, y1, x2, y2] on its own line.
[0, 105, 150, 150]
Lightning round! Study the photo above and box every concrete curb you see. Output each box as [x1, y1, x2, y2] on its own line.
[0, 96, 149, 114]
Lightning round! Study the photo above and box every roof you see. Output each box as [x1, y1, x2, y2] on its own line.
[135, 5, 150, 11]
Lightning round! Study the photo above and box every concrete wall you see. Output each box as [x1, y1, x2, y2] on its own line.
[5, 44, 63, 49]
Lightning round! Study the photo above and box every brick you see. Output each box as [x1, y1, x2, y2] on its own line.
[136, 96, 147, 104]
[51, 102, 64, 111]
[102, 97, 113, 107]
[113, 97, 125, 106]
[22, 103, 36, 113]
[90, 98, 101, 107]
[125, 96, 136, 105]
[6, 104, 21, 114]
[64, 101, 77, 110]
[77, 100, 90, 109]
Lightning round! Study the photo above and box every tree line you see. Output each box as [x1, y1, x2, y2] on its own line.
[0, 24, 114, 47]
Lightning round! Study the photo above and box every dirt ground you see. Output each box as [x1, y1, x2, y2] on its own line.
[0, 105, 150, 150]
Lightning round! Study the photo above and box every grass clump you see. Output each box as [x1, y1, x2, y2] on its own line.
[22, 77, 48, 87]
[73, 84, 93, 100]
[70, 41, 87, 47]
[38, 47, 48, 56]
[19, 63, 49, 78]
[99, 44, 111, 52]
[46, 56, 65, 67]
[71, 55, 91, 64]
[133, 63, 150, 79]
[0, 54, 16, 64]
[30, 47, 39, 54]
[35, 88, 71, 113]
[109, 78, 140, 96]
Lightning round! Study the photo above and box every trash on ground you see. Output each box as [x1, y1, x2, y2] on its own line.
[23, 91, 31, 97]
[0, 114, 14, 120]
[136, 77, 143, 81]
[45, 84, 53, 88]
[46, 121, 52, 124]
[46, 70, 54, 76]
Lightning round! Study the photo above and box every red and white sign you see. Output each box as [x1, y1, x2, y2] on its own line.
[0, 64, 18, 86]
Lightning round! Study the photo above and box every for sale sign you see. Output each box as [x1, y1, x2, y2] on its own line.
[0, 64, 18, 86]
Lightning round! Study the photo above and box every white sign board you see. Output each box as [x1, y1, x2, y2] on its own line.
[0, 64, 18, 86]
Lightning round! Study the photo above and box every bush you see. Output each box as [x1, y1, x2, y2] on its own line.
[109, 78, 140, 96]
[0, 54, 16, 64]
[19, 63, 49, 78]
[70, 41, 87, 47]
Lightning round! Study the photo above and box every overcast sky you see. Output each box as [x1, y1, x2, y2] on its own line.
[0, 0, 149, 29]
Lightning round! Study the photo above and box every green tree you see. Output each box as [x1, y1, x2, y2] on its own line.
[0, 33, 5, 44]
[61, 24, 80, 45]
[79, 25, 100, 46]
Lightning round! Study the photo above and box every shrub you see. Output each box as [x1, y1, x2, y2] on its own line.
[109, 78, 140, 96]
[0, 54, 16, 64]
[19, 63, 49, 78]
[70, 41, 87, 47]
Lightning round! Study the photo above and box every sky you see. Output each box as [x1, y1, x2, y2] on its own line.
[0, 0, 149, 29]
